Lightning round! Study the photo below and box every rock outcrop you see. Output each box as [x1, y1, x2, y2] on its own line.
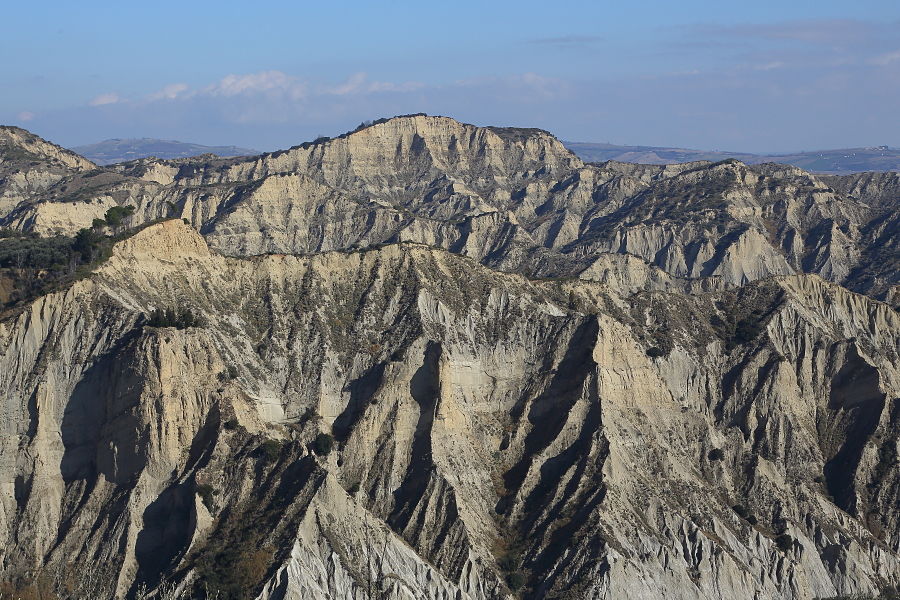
[2, 116, 897, 302]
[0, 117, 898, 599]
[0, 220, 898, 599]
[0, 126, 96, 219]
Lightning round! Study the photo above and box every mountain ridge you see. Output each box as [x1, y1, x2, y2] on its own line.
[70, 138, 260, 165]
[565, 140, 900, 174]
[5, 114, 895, 301]
[0, 114, 898, 599]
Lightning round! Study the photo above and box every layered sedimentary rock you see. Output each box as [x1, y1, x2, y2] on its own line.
[0, 117, 898, 599]
[0, 126, 96, 218]
[0, 220, 898, 599]
[1, 116, 897, 301]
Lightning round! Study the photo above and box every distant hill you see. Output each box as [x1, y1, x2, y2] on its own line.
[70, 138, 259, 165]
[564, 141, 900, 174]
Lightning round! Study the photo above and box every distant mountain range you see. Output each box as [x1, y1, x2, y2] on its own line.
[563, 141, 900, 174]
[70, 138, 259, 165]
[69, 136, 898, 174]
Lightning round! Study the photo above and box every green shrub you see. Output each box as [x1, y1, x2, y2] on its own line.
[146, 307, 205, 329]
[646, 346, 665, 358]
[708, 448, 725, 461]
[223, 418, 239, 430]
[300, 406, 320, 422]
[195, 542, 274, 600]
[259, 440, 282, 461]
[217, 365, 239, 382]
[734, 317, 764, 344]
[775, 533, 793, 552]
[313, 433, 334, 456]
[104, 205, 135, 228]
[73, 227, 106, 262]
[0, 227, 116, 307]
[498, 550, 520, 572]
[506, 571, 526, 591]
[197, 483, 216, 511]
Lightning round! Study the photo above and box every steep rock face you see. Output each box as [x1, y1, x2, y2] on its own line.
[1, 221, 898, 599]
[2, 117, 896, 301]
[0, 126, 96, 218]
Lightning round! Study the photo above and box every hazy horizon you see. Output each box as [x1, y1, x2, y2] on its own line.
[4, 0, 899, 153]
[64, 126, 899, 158]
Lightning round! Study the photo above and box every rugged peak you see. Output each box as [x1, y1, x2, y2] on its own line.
[259, 113, 580, 174]
[296, 113, 583, 183]
[0, 125, 95, 171]
[339, 113, 556, 144]
[350, 113, 567, 151]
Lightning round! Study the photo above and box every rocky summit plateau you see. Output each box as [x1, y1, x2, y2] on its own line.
[0, 115, 898, 600]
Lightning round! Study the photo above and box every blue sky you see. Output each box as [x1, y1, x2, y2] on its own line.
[3, 0, 899, 152]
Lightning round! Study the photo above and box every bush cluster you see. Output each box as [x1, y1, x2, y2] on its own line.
[145, 307, 205, 329]
[732, 504, 757, 524]
[775, 533, 794, 552]
[100, 205, 135, 230]
[196, 483, 216, 511]
[258, 439, 282, 461]
[0, 227, 112, 307]
[313, 433, 334, 456]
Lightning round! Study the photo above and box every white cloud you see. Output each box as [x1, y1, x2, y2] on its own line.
[327, 72, 368, 95]
[17, 111, 35, 122]
[367, 80, 424, 93]
[870, 50, 900, 66]
[205, 71, 307, 100]
[89, 93, 121, 106]
[752, 61, 785, 71]
[324, 72, 424, 95]
[150, 83, 189, 100]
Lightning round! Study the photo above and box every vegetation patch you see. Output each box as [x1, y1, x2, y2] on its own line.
[258, 439, 282, 462]
[145, 307, 205, 329]
[313, 432, 334, 456]
[196, 483, 216, 511]
[0, 227, 111, 309]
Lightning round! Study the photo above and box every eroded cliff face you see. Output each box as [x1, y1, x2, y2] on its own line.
[1, 116, 897, 302]
[1, 220, 898, 599]
[0, 126, 96, 219]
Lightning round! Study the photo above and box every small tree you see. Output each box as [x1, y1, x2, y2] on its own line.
[72, 227, 104, 262]
[104, 205, 135, 233]
[146, 307, 206, 329]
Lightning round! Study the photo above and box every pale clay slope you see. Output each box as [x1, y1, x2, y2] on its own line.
[3, 116, 896, 300]
[0, 220, 898, 599]
[0, 126, 96, 219]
